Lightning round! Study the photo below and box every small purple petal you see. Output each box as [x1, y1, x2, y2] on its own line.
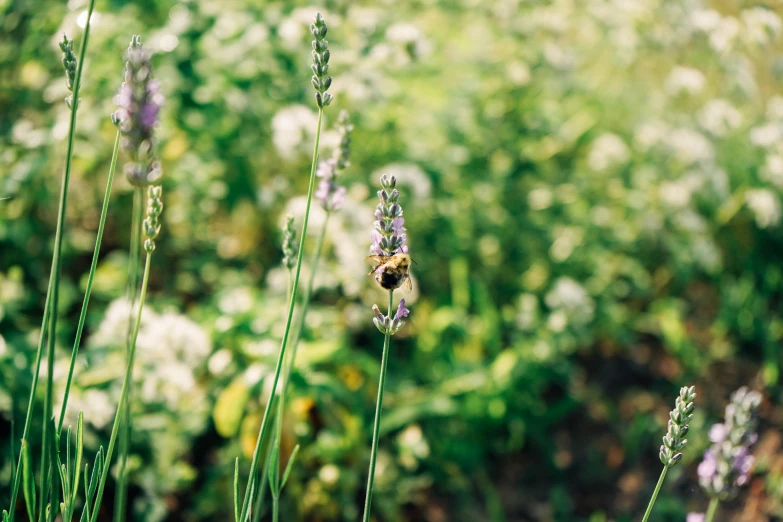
[697, 449, 717, 480]
[687, 514, 705, 522]
[709, 424, 727, 443]
[394, 299, 410, 321]
[392, 217, 406, 235]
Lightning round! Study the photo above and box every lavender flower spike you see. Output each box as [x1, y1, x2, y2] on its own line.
[113, 35, 164, 187]
[370, 174, 407, 256]
[698, 387, 762, 501]
[311, 12, 333, 108]
[372, 298, 410, 335]
[659, 386, 696, 468]
[315, 111, 353, 211]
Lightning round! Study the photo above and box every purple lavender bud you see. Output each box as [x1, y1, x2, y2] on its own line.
[709, 424, 727, 443]
[115, 35, 164, 187]
[394, 299, 409, 321]
[698, 387, 762, 500]
[315, 112, 353, 212]
[372, 304, 388, 334]
[370, 174, 408, 256]
[687, 514, 705, 522]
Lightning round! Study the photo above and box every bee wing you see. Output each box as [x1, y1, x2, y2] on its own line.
[365, 255, 387, 265]
[401, 274, 413, 294]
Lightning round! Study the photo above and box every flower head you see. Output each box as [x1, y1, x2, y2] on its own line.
[311, 13, 333, 109]
[281, 215, 298, 271]
[371, 299, 410, 336]
[314, 111, 353, 211]
[659, 386, 696, 468]
[370, 174, 408, 256]
[113, 36, 164, 187]
[143, 185, 163, 253]
[686, 514, 704, 522]
[698, 387, 762, 500]
[59, 34, 77, 94]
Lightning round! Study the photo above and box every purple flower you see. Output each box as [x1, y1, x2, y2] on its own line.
[697, 449, 718, 481]
[113, 36, 164, 187]
[315, 159, 346, 211]
[687, 514, 704, 522]
[370, 176, 408, 256]
[314, 112, 352, 212]
[709, 424, 727, 443]
[698, 387, 762, 500]
[394, 299, 409, 321]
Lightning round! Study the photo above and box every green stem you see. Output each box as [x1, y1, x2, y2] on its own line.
[57, 129, 121, 434]
[704, 498, 719, 522]
[114, 188, 143, 522]
[272, 498, 279, 522]
[237, 108, 324, 522]
[8, 286, 51, 520]
[362, 290, 395, 522]
[31, 3, 97, 521]
[640, 465, 668, 522]
[281, 214, 329, 402]
[269, 213, 330, 515]
[88, 252, 153, 522]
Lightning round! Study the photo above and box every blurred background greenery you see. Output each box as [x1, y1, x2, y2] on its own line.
[2, 0, 783, 520]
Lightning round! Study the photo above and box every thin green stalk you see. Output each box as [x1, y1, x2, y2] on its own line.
[237, 107, 324, 522]
[89, 252, 153, 522]
[30, 3, 97, 521]
[8, 291, 51, 520]
[640, 466, 668, 522]
[362, 290, 395, 522]
[269, 214, 330, 517]
[114, 188, 144, 522]
[57, 129, 121, 434]
[282, 215, 329, 398]
[704, 498, 719, 522]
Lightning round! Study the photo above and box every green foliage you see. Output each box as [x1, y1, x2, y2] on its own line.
[2, 0, 783, 521]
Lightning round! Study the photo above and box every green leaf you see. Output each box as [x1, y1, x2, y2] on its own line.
[213, 377, 250, 437]
[233, 458, 240, 522]
[266, 447, 279, 497]
[72, 412, 84, 516]
[21, 440, 36, 522]
[280, 444, 300, 490]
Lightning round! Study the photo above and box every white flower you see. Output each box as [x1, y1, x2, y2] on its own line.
[545, 277, 595, 326]
[90, 297, 157, 348]
[665, 66, 706, 96]
[766, 96, 783, 121]
[690, 9, 721, 32]
[528, 187, 553, 210]
[750, 123, 782, 148]
[660, 180, 691, 208]
[587, 133, 630, 171]
[746, 189, 782, 228]
[208, 348, 233, 375]
[272, 105, 318, 159]
[634, 120, 669, 151]
[666, 128, 714, 164]
[741, 7, 782, 46]
[761, 154, 783, 189]
[709, 17, 740, 53]
[698, 99, 742, 136]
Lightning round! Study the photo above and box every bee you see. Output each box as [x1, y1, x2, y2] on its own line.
[366, 253, 413, 293]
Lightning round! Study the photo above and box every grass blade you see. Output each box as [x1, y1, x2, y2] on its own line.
[21, 441, 35, 522]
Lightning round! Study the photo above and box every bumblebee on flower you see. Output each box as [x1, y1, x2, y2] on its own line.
[367, 174, 413, 296]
